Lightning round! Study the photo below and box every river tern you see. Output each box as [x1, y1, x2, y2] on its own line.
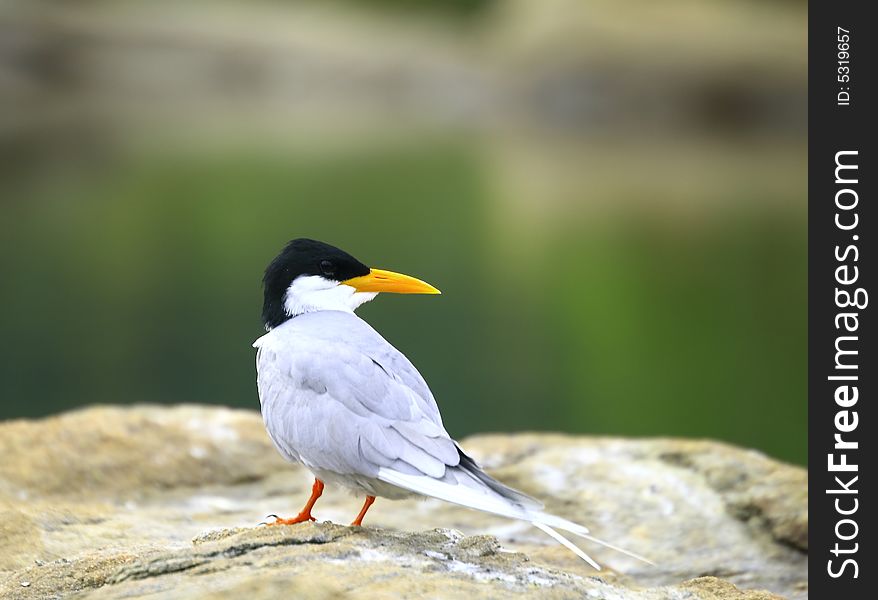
[254, 238, 649, 569]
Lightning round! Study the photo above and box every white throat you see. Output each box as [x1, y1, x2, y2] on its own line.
[283, 275, 377, 317]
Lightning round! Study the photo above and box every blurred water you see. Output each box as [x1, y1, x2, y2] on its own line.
[0, 0, 806, 463]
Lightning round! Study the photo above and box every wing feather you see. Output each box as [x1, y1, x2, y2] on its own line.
[256, 311, 459, 480]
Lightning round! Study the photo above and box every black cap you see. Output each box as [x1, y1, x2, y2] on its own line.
[262, 239, 370, 329]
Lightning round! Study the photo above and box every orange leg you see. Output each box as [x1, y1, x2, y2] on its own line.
[350, 495, 376, 527]
[268, 478, 324, 525]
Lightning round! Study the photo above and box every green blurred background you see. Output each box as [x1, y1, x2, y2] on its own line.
[0, 0, 806, 463]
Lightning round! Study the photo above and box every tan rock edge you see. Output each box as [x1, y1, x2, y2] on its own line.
[0, 405, 806, 599]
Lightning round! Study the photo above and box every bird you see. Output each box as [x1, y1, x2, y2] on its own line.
[253, 238, 649, 569]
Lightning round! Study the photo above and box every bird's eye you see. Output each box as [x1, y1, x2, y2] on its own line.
[319, 260, 336, 276]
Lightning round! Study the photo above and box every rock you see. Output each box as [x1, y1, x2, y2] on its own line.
[0, 405, 806, 599]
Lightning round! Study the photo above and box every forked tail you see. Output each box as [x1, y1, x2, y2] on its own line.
[376, 465, 654, 569]
[529, 513, 655, 570]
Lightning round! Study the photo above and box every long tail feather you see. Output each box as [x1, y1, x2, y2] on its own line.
[568, 530, 656, 566]
[376, 466, 653, 568]
[529, 512, 589, 534]
[529, 512, 654, 566]
[532, 522, 601, 570]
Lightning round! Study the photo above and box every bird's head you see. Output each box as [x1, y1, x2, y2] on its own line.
[262, 238, 441, 329]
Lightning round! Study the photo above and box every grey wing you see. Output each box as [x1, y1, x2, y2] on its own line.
[256, 334, 460, 480]
[256, 318, 541, 511]
[355, 330, 444, 427]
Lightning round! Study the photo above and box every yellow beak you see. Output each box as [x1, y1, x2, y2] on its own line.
[342, 268, 441, 295]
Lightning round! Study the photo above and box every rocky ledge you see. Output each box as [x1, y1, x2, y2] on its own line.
[0, 405, 806, 599]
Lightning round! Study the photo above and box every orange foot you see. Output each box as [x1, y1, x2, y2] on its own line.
[266, 512, 316, 526]
[350, 495, 376, 527]
[265, 478, 324, 526]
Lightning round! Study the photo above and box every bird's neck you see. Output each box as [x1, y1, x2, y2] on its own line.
[263, 277, 377, 330]
[283, 287, 377, 318]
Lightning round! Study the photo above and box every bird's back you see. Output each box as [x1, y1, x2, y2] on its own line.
[253, 310, 540, 511]
[255, 310, 442, 424]
[254, 311, 456, 478]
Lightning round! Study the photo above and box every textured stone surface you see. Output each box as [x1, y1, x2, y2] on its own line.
[0, 405, 806, 599]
